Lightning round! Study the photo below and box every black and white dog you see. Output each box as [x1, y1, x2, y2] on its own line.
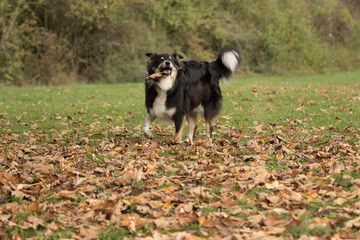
[143, 47, 242, 144]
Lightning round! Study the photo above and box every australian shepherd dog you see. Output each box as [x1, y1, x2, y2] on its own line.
[143, 47, 242, 144]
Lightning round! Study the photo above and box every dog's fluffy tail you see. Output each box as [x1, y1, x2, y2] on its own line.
[216, 47, 242, 79]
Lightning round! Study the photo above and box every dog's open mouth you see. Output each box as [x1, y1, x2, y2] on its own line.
[161, 67, 172, 76]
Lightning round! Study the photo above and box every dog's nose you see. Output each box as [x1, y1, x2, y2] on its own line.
[165, 61, 171, 66]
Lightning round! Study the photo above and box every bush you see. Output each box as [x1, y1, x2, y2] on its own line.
[222, 0, 360, 73]
[0, 0, 360, 85]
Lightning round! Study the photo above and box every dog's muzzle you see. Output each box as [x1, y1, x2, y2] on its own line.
[160, 61, 174, 76]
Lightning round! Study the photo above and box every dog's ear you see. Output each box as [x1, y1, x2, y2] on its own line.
[146, 53, 155, 58]
[173, 53, 184, 60]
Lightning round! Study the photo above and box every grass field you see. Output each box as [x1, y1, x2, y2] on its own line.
[1, 71, 360, 239]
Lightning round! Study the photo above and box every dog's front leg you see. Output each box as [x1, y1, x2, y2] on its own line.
[173, 113, 185, 142]
[143, 113, 155, 138]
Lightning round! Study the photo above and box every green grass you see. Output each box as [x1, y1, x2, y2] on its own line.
[1, 71, 359, 136]
[0, 82, 144, 135]
[1, 70, 360, 239]
[221, 71, 360, 131]
[284, 225, 331, 239]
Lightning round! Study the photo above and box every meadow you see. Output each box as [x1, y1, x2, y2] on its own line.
[0, 71, 360, 239]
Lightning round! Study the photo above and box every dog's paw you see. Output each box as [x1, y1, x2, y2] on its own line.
[206, 138, 214, 147]
[143, 129, 154, 139]
[185, 137, 194, 146]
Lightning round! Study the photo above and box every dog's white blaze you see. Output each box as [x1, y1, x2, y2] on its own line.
[150, 90, 176, 121]
[222, 51, 239, 73]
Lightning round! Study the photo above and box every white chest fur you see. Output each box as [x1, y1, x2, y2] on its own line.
[158, 74, 175, 91]
[150, 89, 176, 121]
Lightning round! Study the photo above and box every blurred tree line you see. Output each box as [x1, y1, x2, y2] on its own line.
[1, 0, 360, 85]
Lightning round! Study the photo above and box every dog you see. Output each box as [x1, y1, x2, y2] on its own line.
[143, 47, 242, 144]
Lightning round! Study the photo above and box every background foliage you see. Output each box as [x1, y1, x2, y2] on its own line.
[1, 0, 360, 85]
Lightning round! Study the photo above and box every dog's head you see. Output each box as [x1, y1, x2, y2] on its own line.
[145, 53, 183, 79]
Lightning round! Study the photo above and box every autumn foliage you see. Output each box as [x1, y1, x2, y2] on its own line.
[1, 72, 360, 239]
[1, 120, 360, 239]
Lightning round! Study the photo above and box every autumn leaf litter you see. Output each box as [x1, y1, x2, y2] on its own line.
[1, 95, 360, 239]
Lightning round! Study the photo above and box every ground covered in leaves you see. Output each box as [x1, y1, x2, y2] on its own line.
[1, 73, 360, 239]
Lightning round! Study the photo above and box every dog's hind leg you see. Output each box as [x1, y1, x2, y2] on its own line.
[143, 113, 155, 138]
[205, 119, 214, 144]
[186, 113, 197, 145]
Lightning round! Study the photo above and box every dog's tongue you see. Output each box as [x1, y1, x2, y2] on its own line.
[163, 69, 171, 74]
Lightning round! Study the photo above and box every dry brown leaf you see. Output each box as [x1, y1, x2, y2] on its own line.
[26, 201, 40, 213]
[176, 203, 194, 214]
[153, 218, 178, 229]
[247, 214, 265, 228]
[78, 225, 102, 240]
[116, 172, 134, 185]
[344, 217, 360, 229]
[121, 215, 147, 232]
[334, 197, 347, 206]
[0, 172, 18, 186]
[57, 190, 77, 200]
[255, 124, 263, 133]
